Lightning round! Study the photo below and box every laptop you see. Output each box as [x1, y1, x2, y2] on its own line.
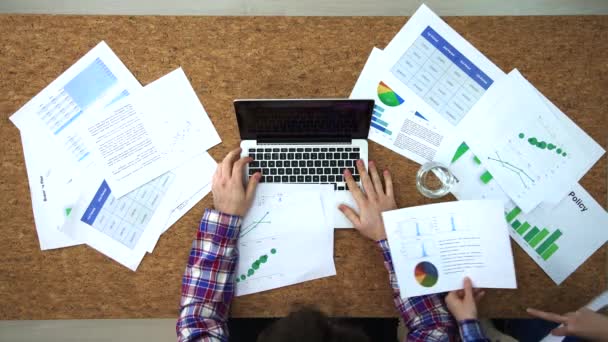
[235, 99, 374, 228]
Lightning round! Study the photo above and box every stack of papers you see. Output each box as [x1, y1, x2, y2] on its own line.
[236, 184, 336, 296]
[10, 41, 220, 270]
[351, 4, 607, 285]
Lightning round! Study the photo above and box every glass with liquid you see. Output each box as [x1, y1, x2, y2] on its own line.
[416, 162, 456, 199]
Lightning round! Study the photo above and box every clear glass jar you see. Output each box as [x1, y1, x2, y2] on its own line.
[416, 162, 456, 199]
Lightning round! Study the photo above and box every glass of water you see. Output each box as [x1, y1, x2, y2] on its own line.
[416, 162, 456, 199]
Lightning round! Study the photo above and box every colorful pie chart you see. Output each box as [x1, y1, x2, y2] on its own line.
[377, 81, 404, 107]
[414, 261, 439, 287]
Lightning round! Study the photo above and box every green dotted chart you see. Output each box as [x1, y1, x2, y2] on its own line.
[236, 248, 277, 282]
[519, 133, 567, 157]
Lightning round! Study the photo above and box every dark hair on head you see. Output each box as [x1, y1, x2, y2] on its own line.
[257, 306, 370, 342]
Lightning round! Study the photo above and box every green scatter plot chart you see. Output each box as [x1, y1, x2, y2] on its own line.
[377, 81, 404, 107]
[238, 248, 277, 282]
[519, 132, 567, 157]
[414, 261, 439, 287]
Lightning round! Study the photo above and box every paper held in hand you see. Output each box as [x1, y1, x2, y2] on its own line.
[382, 200, 517, 298]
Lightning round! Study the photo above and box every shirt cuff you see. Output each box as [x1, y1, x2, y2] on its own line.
[459, 319, 486, 340]
[200, 208, 243, 239]
[376, 239, 392, 261]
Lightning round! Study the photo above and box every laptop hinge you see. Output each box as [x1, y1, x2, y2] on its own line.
[257, 137, 352, 144]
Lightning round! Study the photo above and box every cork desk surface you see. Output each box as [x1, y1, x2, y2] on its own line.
[0, 15, 606, 319]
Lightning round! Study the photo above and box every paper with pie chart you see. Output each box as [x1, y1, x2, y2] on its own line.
[350, 48, 453, 165]
[383, 200, 517, 297]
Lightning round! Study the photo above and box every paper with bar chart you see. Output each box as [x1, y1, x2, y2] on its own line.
[434, 138, 608, 284]
[351, 48, 453, 164]
[458, 70, 591, 213]
[10, 41, 142, 167]
[383, 200, 516, 297]
[503, 187, 608, 284]
[235, 184, 335, 296]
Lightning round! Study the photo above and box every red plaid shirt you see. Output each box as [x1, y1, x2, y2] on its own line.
[176, 209, 488, 341]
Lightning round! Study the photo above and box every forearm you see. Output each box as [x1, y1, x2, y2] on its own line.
[176, 209, 242, 342]
[377, 239, 457, 341]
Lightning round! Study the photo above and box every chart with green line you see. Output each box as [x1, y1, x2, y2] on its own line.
[439, 141, 608, 284]
[239, 211, 271, 238]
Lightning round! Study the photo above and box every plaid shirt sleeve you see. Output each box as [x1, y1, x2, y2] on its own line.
[458, 319, 489, 342]
[377, 239, 458, 342]
[176, 208, 242, 342]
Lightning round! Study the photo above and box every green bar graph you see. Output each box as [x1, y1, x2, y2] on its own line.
[516, 222, 531, 235]
[480, 171, 493, 184]
[541, 244, 559, 260]
[536, 229, 563, 255]
[511, 220, 522, 229]
[524, 227, 540, 242]
[529, 228, 550, 248]
[505, 207, 522, 223]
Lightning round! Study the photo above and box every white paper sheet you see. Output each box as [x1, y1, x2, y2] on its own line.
[382, 4, 505, 127]
[235, 184, 336, 296]
[83, 68, 221, 198]
[10, 41, 142, 167]
[350, 48, 454, 164]
[382, 200, 516, 297]
[20, 130, 83, 250]
[60, 169, 183, 270]
[435, 138, 608, 284]
[146, 152, 217, 253]
[504, 185, 608, 284]
[458, 70, 596, 212]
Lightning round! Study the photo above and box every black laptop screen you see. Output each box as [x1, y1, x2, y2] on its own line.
[235, 99, 374, 142]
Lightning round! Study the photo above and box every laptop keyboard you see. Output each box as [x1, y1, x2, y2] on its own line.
[246, 146, 360, 191]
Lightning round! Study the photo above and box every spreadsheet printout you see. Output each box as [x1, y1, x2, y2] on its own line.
[390, 26, 493, 125]
[382, 4, 505, 127]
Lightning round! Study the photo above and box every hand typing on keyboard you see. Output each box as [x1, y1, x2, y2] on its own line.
[339, 160, 397, 241]
[245, 146, 361, 189]
[212, 147, 261, 217]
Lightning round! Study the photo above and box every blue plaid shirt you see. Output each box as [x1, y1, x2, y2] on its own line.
[176, 209, 489, 341]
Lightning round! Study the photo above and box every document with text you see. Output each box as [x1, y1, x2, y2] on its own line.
[383, 200, 516, 297]
[83, 68, 221, 198]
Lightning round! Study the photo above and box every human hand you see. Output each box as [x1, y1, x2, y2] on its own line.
[339, 160, 397, 241]
[445, 277, 485, 321]
[526, 307, 608, 340]
[211, 147, 260, 217]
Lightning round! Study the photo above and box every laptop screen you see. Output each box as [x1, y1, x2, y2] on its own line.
[235, 99, 374, 142]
